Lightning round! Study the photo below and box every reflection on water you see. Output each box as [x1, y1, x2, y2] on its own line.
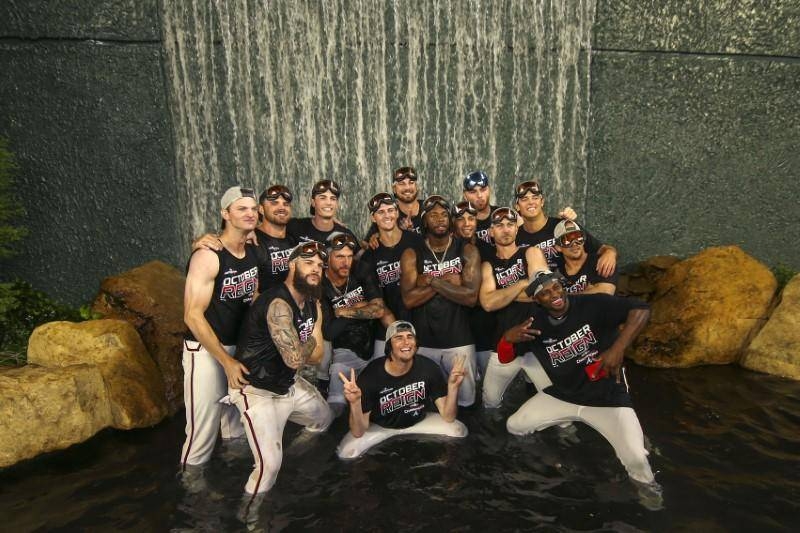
[1, 365, 798, 532]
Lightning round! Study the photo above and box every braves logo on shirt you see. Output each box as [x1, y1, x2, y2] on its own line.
[422, 257, 462, 277]
[494, 260, 526, 288]
[379, 381, 426, 416]
[375, 260, 401, 287]
[541, 323, 598, 367]
[220, 266, 258, 301]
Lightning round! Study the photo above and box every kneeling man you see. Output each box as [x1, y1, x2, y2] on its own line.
[501, 270, 656, 486]
[337, 320, 468, 459]
[229, 241, 334, 494]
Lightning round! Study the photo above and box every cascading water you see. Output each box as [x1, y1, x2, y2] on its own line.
[160, 0, 597, 248]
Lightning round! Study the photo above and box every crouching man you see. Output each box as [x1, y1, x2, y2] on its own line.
[501, 270, 657, 488]
[337, 320, 468, 459]
[228, 241, 334, 495]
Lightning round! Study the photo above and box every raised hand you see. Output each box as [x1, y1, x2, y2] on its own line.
[503, 317, 542, 343]
[339, 368, 362, 404]
[448, 354, 466, 388]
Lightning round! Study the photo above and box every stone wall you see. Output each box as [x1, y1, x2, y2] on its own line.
[0, 0, 181, 305]
[588, 1, 800, 269]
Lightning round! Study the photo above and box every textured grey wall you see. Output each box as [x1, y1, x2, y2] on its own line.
[0, 0, 180, 305]
[588, 1, 800, 269]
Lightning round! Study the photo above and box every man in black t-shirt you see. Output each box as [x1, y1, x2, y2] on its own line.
[252, 185, 298, 291]
[400, 196, 482, 407]
[513, 179, 616, 275]
[552, 219, 617, 295]
[500, 270, 656, 486]
[336, 320, 468, 459]
[359, 192, 420, 355]
[461, 170, 498, 247]
[320, 232, 390, 416]
[286, 179, 360, 246]
[228, 241, 333, 495]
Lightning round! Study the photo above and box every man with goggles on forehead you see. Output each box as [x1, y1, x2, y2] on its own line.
[400, 195, 481, 407]
[461, 170, 499, 247]
[227, 241, 332, 496]
[553, 220, 617, 295]
[390, 166, 424, 233]
[360, 192, 422, 356]
[181, 186, 259, 472]
[317, 232, 391, 417]
[286, 179, 361, 250]
[513, 179, 616, 277]
[479, 207, 553, 408]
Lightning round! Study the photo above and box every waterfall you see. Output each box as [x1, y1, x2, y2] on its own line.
[160, 0, 597, 249]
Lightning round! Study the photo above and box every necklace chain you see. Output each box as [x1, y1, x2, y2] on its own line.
[425, 237, 451, 267]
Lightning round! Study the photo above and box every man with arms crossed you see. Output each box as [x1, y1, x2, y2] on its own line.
[479, 207, 551, 408]
[182, 186, 259, 469]
[337, 321, 467, 459]
[400, 195, 481, 407]
[228, 241, 333, 495]
[501, 270, 657, 491]
[321, 232, 391, 416]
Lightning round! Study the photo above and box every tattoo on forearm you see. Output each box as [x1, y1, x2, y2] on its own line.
[267, 299, 316, 368]
[346, 301, 384, 319]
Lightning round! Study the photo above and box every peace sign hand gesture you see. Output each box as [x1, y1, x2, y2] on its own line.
[339, 368, 362, 405]
[448, 354, 466, 389]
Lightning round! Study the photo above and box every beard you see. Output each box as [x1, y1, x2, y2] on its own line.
[293, 273, 323, 300]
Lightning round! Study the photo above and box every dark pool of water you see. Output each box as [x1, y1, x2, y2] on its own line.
[1, 365, 798, 532]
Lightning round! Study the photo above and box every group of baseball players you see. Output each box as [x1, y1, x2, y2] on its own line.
[181, 166, 660, 505]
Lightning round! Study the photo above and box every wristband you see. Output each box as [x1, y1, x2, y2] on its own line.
[497, 337, 516, 364]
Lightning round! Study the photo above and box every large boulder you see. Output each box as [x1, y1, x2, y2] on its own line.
[632, 246, 777, 367]
[740, 274, 800, 380]
[27, 320, 168, 428]
[0, 364, 112, 468]
[91, 260, 186, 414]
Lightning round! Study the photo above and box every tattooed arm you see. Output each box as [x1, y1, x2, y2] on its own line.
[334, 297, 387, 320]
[266, 298, 319, 369]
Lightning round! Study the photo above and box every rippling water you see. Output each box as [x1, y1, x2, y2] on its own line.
[1, 365, 798, 532]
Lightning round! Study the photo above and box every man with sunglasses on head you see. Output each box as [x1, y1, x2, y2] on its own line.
[227, 241, 333, 495]
[286, 179, 360, 247]
[499, 270, 658, 500]
[391, 166, 425, 233]
[553, 219, 617, 295]
[479, 207, 552, 407]
[360, 192, 422, 356]
[181, 186, 259, 472]
[319, 232, 391, 417]
[400, 195, 481, 407]
[462, 170, 498, 247]
[513, 179, 616, 277]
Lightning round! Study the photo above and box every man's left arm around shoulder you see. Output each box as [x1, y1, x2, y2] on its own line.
[598, 303, 650, 382]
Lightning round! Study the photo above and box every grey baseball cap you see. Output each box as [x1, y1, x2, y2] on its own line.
[385, 320, 416, 342]
[220, 185, 256, 209]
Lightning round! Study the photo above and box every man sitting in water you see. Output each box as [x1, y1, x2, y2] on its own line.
[500, 270, 658, 489]
[336, 320, 468, 459]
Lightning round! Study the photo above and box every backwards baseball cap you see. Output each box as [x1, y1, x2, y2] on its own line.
[525, 269, 565, 298]
[463, 170, 489, 191]
[385, 320, 416, 342]
[554, 219, 585, 246]
[220, 186, 256, 209]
